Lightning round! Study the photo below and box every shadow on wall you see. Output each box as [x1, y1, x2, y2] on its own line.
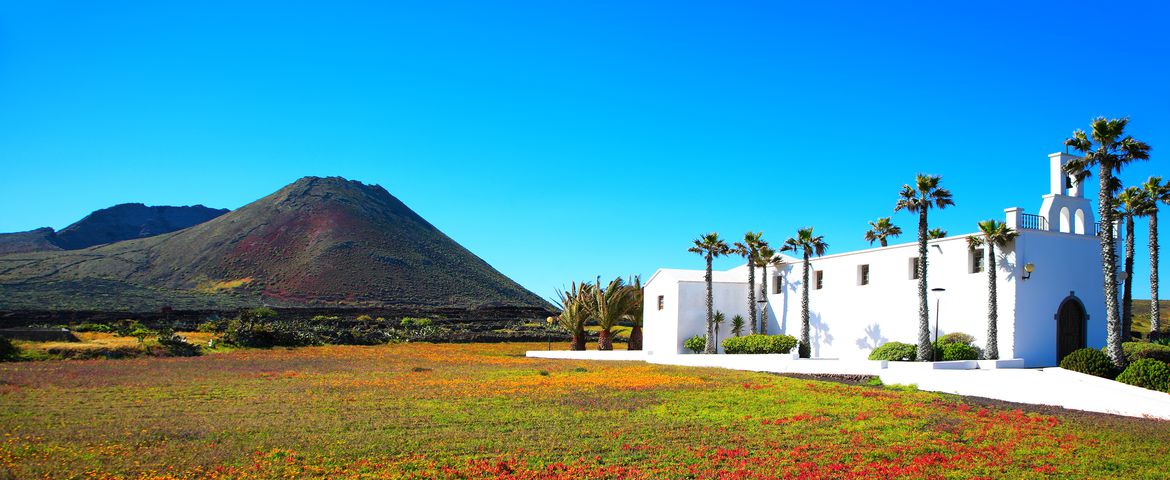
[855, 323, 889, 351]
[809, 311, 833, 357]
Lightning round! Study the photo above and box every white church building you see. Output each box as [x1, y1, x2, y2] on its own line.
[644, 152, 1119, 367]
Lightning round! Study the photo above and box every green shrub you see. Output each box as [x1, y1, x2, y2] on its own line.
[71, 323, 112, 333]
[1115, 358, 1170, 392]
[938, 332, 976, 346]
[355, 315, 373, 322]
[401, 317, 433, 328]
[868, 342, 917, 361]
[722, 334, 798, 354]
[1060, 348, 1117, 379]
[683, 335, 706, 354]
[0, 337, 19, 361]
[1121, 342, 1170, 364]
[196, 321, 221, 333]
[114, 319, 148, 337]
[156, 329, 202, 357]
[937, 342, 979, 361]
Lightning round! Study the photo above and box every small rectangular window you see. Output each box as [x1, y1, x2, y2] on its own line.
[858, 264, 870, 286]
[657, 295, 665, 310]
[971, 249, 985, 274]
[909, 257, 922, 280]
[774, 275, 783, 294]
[815, 270, 824, 290]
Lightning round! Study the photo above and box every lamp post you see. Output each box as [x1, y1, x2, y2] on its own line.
[931, 287, 946, 361]
[546, 316, 554, 350]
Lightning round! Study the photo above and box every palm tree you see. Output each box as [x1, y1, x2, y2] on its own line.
[1142, 177, 1170, 338]
[1064, 117, 1151, 368]
[781, 227, 828, 358]
[689, 233, 731, 354]
[625, 275, 645, 350]
[733, 232, 767, 334]
[966, 220, 1018, 360]
[895, 174, 955, 362]
[928, 228, 948, 240]
[730, 314, 745, 337]
[713, 311, 726, 349]
[755, 245, 778, 335]
[864, 217, 902, 247]
[554, 281, 593, 351]
[1116, 186, 1150, 339]
[588, 276, 640, 351]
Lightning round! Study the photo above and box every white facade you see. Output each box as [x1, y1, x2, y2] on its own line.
[644, 153, 1119, 367]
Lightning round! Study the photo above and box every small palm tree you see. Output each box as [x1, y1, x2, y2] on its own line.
[1064, 117, 1151, 368]
[1116, 186, 1151, 338]
[781, 227, 829, 358]
[733, 232, 767, 334]
[755, 245, 778, 334]
[713, 311, 726, 350]
[625, 275, 645, 350]
[928, 228, 947, 240]
[967, 220, 1018, 360]
[1142, 177, 1170, 338]
[730, 314, 745, 337]
[554, 281, 593, 351]
[895, 174, 955, 361]
[689, 233, 731, 354]
[864, 217, 902, 247]
[588, 277, 640, 351]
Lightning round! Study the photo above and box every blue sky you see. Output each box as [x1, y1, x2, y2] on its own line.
[1, 1, 1167, 303]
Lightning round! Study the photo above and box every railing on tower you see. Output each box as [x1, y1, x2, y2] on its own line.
[1095, 222, 1120, 238]
[1020, 214, 1048, 231]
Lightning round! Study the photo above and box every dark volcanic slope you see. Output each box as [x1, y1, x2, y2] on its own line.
[53, 203, 229, 249]
[0, 177, 549, 311]
[0, 204, 228, 254]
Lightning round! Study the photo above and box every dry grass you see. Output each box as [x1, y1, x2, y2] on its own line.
[2, 342, 1169, 478]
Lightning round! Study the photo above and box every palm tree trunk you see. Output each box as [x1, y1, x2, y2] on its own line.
[704, 254, 716, 354]
[759, 264, 769, 335]
[800, 252, 811, 358]
[628, 325, 643, 350]
[571, 326, 586, 351]
[1151, 210, 1162, 337]
[1123, 214, 1136, 340]
[917, 208, 932, 361]
[598, 329, 613, 351]
[880, 238, 887, 247]
[1099, 167, 1125, 368]
[747, 255, 757, 335]
[986, 242, 998, 360]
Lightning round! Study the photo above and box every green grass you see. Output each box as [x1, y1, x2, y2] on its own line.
[1, 342, 1168, 478]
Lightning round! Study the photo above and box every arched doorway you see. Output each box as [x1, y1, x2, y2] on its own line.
[1056, 294, 1087, 362]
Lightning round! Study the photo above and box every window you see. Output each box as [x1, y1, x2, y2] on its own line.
[858, 264, 870, 286]
[909, 257, 922, 279]
[970, 249, 985, 274]
[773, 276, 783, 294]
[657, 295, 665, 310]
[815, 270, 824, 290]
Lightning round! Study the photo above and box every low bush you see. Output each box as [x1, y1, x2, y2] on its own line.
[1059, 348, 1117, 379]
[155, 329, 202, 357]
[868, 342, 917, 361]
[936, 342, 979, 361]
[1115, 358, 1170, 392]
[196, 321, 222, 333]
[114, 319, 148, 337]
[722, 334, 798, 354]
[0, 337, 19, 361]
[1121, 342, 1170, 364]
[71, 323, 112, 333]
[684, 335, 706, 354]
[401, 317, 433, 328]
[938, 332, 976, 346]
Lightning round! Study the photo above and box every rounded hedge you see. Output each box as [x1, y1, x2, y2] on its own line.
[683, 335, 706, 354]
[937, 342, 979, 361]
[0, 337, 19, 361]
[1115, 358, 1170, 392]
[1059, 348, 1117, 378]
[938, 332, 976, 346]
[868, 342, 917, 361]
[722, 334, 798, 354]
[1122, 342, 1170, 364]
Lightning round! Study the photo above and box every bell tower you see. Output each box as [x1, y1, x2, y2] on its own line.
[1039, 152, 1095, 234]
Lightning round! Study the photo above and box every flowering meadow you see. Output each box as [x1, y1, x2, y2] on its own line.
[1, 342, 1168, 479]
